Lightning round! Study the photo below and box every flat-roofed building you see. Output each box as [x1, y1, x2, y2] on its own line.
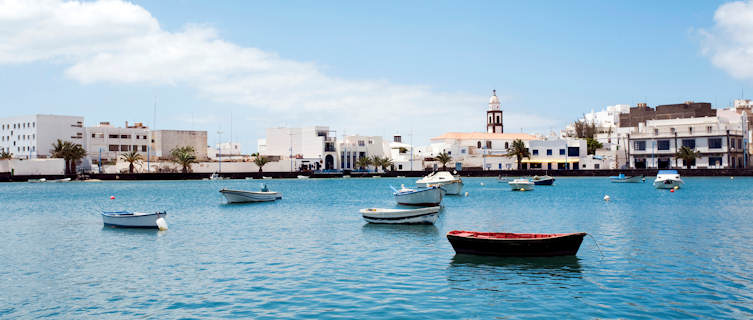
[0, 114, 84, 159]
[152, 130, 208, 161]
[84, 121, 150, 164]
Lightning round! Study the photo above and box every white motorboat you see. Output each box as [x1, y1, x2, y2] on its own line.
[297, 175, 310, 179]
[220, 184, 282, 203]
[262, 176, 273, 180]
[27, 178, 47, 183]
[531, 175, 555, 185]
[416, 171, 463, 195]
[609, 173, 644, 183]
[359, 206, 441, 224]
[49, 178, 72, 183]
[653, 170, 684, 189]
[393, 184, 444, 206]
[102, 211, 167, 230]
[508, 178, 534, 191]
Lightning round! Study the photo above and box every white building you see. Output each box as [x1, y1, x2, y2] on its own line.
[526, 138, 593, 170]
[387, 134, 423, 171]
[208, 142, 246, 161]
[628, 117, 745, 169]
[429, 132, 540, 170]
[84, 121, 150, 165]
[258, 126, 338, 171]
[337, 134, 388, 171]
[0, 114, 84, 159]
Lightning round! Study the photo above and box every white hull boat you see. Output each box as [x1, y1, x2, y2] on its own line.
[209, 173, 228, 180]
[297, 175, 310, 179]
[653, 170, 683, 189]
[360, 206, 441, 224]
[220, 188, 282, 203]
[28, 178, 47, 183]
[509, 178, 534, 191]
[610, 174, 644, 183]
[416, 171, 464, 195]
[102, 211, 167, 229]
[393, 185, 443, 206]
[49, 178, 72, 183]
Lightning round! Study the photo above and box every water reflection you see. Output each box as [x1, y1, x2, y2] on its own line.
[361, 223, 440, 237]
[448, 255, 583, 281]
[101, 225, 162, 237]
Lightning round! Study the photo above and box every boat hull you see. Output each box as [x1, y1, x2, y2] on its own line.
[102, 212, 166, 229]
[447, 231, 586, 257]
[610, 176, 643, 183]
[509, 182, 534, 191]
[653, 179, 683, 189]
[532, 178, 554, 185]
[417, 181, 463, 195]
[360, 206, 440, 224]
[394, 187, 443, 206]
[220, 189, 281, 203]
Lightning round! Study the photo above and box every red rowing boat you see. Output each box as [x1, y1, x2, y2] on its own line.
[446, 231, 587, 257]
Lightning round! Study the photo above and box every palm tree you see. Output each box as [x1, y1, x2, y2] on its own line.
[674, 146, 700, 169]
[380, 157, 394, 172]
[356, 156, 372, 172]
[170, 146, 197, 174]
[435, 151, 452, 171]
[253, 155, 270, 172]
[371, 155, 383, 172]
[66, 143, 87, 174]
[120, 150, 143, 174]
[0, 151, 12, 160]
[505, 139, 530, 170]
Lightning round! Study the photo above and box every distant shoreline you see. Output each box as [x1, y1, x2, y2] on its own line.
[2, 168, 752, 182]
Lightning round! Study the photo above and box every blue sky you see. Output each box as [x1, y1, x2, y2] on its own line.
[1, 0, 752, 152]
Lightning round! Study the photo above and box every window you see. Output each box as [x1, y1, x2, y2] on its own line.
[681, 139, 695, 149]
[132, 145, 138, 151]
[689, 127, 693, 134]
[707, 126, 712, 133]
[594, 164, 600, 169]
[398, 164, 403, 170]
[447, 151, 452, 155]
[567, 147, 579, 157]
[670, 128, 676, 134]
[533, 149, 539, 156]
[358, 140, 365, 146]
[653, 129, 659, 135]
[141, 145, 147, 152]
[708, 138, 722, 149]
[559, 149, 566, 155]
[546, 149, 552, 156]
[486, 141, 492, 149]
[368, 139, 373, 144]
[109, 145, 118, 151]
[738, 139, 742, 149]
[92, 134, 96, 138]
[635, 141, 646, 151]
[121, 135, 131, 139]
[461, 149, 466, 154]
[120, 145, 130, 151]
[657, 140, 670, 150]
[109, 134, 118, 139]
[496, 115, 500, 123]
[477, 141, 481, 148]
[709, 157, 723, 167]
[505, 142, 509, 149]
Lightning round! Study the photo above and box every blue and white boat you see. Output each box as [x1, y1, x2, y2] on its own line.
[102, 211, 167, 229]
[653, 170, 684, 189]
[609, 173, 644, 183]
[360, 206, 441, 224]
[219, 184, 282, 203]
[392, 185, 443, 206]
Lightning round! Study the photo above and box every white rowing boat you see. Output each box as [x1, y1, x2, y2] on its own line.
[102, 211, 167, 229]
[360, 206, 441, 224]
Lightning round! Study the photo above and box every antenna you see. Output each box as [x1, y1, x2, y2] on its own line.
[230, 111, 233, 145]
[152, 95, 157, 130]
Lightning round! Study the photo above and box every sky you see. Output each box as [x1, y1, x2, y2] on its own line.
[1, 0, 753, 153]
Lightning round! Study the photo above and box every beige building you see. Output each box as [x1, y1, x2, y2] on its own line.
[152, 130, 208, 161]
[84, 121, 150, 164]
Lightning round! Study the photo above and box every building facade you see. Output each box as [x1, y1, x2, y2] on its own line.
[619, 101, 716, 128]
[84, 121, 150, 164]
[258, 126, 337, 171]
[0, 114, 84, 159]
[152, 130, 208, 161]
[628, 117, 744, 169]
[337, 135, 387, 171]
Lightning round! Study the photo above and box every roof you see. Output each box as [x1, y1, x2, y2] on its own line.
[430, 132, 540, 141]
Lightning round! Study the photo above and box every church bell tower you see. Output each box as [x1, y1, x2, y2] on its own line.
[486, 90, 503, 133]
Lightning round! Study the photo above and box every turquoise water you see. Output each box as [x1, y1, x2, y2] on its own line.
[2, 177, 753, 319]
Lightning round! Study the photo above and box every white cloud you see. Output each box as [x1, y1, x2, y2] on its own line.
[0, 0, 556, 145]
[700, 0, 753, 80]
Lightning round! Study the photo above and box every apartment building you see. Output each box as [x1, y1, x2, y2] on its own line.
[85, 121, 150, 164]
[0, 114, 84, 158]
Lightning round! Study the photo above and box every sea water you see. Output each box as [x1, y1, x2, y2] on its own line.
[1, 177, 752, 318]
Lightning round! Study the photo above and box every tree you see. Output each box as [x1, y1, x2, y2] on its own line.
[380, 157, 394, 172]
[435, 151, 452, 171]
[253, 155, 270, 172]
[0, 151, 12, 160]
[170, 146, 197, 174]
[675, 146, 700, 169]
[356, 156, 372, 171]
[120, 150, 143, 174]
[586, 138, 603, 155]
[573, 119, 596, 139]
[505, 139, 530, 170]
[50, 139, 86, 174]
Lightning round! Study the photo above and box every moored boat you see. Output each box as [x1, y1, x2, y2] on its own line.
[297, 175, 310, 179]
[27, 178, 47, 183]
[531, 175, 555, 185]
[102, 211, 168, 229]
[609, 173, 643, 183]
[220, 184, 281, 203]
[416, 171, 463, 195]
[359, 206, 441, 224]
[653, 170, 683, 189]
[209, 172, 228, 180]
[508, 178, 534, 191]
[393, 185, 443, 206]
[49, 178, 71, 183]
[446, 231, 587, 257]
